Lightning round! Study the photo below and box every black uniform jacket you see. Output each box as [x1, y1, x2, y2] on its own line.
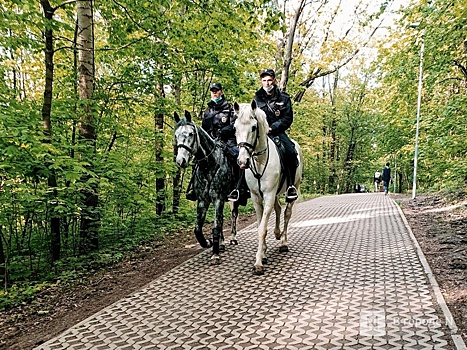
[201, 96, 236, 149]
[254, 86, 293, 136]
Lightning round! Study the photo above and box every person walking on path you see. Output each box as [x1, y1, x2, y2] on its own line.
[374, 170, 382, 192]
[382, 162, 391, 195]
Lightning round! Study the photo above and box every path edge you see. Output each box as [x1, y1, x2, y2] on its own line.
[393, 198, 467, 350]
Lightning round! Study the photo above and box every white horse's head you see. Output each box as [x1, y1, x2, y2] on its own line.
[233, 100, 269, 169]
[174, 111, 198, 168]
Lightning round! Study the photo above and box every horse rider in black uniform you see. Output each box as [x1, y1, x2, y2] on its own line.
[228, 69, 298, 203]
[186, 83, 247, 202]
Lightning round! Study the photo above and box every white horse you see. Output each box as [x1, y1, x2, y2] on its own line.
[233, 101, 303, 275]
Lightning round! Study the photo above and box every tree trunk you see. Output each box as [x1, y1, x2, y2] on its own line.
[279, 0, 305, 92]
[155, 110, 165, 216]
[0, 227, 7, 289]
[77, 0, 99, 253]
[40, 0, 61, 263]
[397, 171, 403, 193]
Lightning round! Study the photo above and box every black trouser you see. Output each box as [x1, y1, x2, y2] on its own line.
[275, 133, 297, 186]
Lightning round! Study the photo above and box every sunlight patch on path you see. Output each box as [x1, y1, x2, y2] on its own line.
[291, 211, 383, 228]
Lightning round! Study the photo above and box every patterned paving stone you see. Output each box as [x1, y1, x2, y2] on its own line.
[35, 194, 462, 349]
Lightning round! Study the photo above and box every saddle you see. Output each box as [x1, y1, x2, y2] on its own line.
[270, 136, 297, 193]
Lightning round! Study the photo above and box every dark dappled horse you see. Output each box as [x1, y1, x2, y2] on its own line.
[174, 111, 241, 263]
[234, 101, 303, 275]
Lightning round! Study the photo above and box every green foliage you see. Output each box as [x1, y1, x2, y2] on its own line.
[373, 0, 467, 192]
[0, 0, 466, 309]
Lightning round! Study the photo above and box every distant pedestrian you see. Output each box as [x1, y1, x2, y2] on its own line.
[382, 163, 391, 195]
[374, 170, 382, 192]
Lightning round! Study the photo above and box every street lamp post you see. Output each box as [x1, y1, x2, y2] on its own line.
[411, 24, 425, 200]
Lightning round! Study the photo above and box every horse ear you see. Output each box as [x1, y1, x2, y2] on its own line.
[184, 110, 192, 123]
[234, 101, 240, 113]
[251, 99, 257, 110]
[174, 111, 180, 123]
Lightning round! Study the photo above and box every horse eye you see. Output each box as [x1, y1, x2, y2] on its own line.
[252, 125, 257, 132]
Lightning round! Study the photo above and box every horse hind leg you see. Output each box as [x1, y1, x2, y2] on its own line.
[229, 201, 239, 245]
[279, 201, 295, 253]
[219, 230, 225, 252]
[210, 199, 225, 265]
[273, 196, 282, 240]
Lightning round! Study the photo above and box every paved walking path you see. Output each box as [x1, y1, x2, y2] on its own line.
[36, 194, 466, 349]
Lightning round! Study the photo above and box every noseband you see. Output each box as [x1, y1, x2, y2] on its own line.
[177, 143, 194, 154]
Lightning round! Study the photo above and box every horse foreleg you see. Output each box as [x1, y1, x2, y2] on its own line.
[254, 195, 275, 275]
[250, 193, 264, 228]
[210, 199, 225, 264]
[273, 196, 282, 240]
[229, 201, 239, 245]
[195, 201, 211, 248]
[280, 201, 295, 253]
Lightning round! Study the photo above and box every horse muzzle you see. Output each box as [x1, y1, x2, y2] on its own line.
[238, 158, 250, 169]
[176, 156, 189, 168]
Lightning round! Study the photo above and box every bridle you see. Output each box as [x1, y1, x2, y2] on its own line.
[176, 122, 215, 164]
[237, 114, 267, 159]
[237, 113, 269, 198]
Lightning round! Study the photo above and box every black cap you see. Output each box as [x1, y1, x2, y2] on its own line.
[259, 69, 276, 78]
[209, 82, 223, 91]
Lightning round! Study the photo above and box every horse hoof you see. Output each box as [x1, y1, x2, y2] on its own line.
[274, 232, 281, 240]
[210, 255, 221, 265]
[279, 245, 289, 253]
[219, 244, 226, 253]
[230, 239, 238, 245]
[262, 257, 268, 264]
[253, 267, 265, 275]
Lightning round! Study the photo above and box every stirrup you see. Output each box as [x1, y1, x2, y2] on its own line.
[228, 189, 240, 202]
[285, 186, 298, 203]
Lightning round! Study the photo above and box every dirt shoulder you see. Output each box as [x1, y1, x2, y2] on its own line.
[394, 193, 467, 345]
[1, 194, 466, 349]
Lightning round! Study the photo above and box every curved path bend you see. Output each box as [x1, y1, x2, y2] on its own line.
[36, 193, 466, 349]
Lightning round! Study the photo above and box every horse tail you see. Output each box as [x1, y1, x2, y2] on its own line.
[194, 228, 211, 248]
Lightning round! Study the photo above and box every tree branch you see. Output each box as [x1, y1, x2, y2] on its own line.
[453, 60, 467, 79]
[294, 14, 386, 102]
[52, 0, 78, 12]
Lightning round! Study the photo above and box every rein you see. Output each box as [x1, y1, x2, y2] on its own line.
[177, 122, 221, 195]
[177, 123, 216, 165]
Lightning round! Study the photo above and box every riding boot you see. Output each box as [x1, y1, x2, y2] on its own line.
[285, 159, 298, 203]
